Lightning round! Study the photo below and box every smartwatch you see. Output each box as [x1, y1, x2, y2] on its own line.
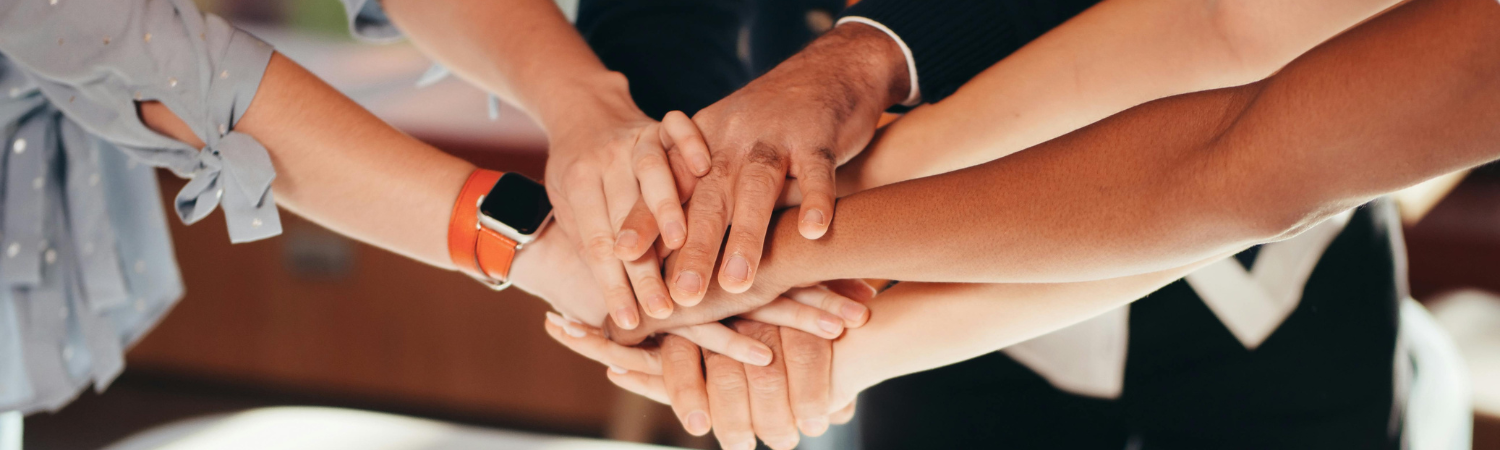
[447, 170, 554, 290]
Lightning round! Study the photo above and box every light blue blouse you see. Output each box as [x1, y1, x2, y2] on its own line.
[0, 0, 285, 414]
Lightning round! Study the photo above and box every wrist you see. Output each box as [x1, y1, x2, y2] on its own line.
[758, 212, 825, 288]
[532, 71, 644, 137]
[796, 22, 912, 111]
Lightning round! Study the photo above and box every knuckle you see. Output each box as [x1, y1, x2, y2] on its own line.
[562, 167, 597, 187]
[687, 189, 730, 222]
[746, 370, 789, 394]
[728, 227, 767, 250]
[632, 151, 669, 174]
[782, 345, 825, 371]
[732, 320, 776, 340]
[808, 147, 837, 165]
[707, 368, 748, 391]
[744, 142, 788, 170]
[653, 199, 682, 216]
[584, 235, 619, 262]
[605, 286, 636, 304]
[738, 170, 782, 198]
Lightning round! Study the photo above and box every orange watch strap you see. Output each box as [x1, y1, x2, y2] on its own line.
[448, 169, 504, 281]
[476, 227, 519, 280]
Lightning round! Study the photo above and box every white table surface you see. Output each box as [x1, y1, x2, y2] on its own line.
[103, 407, 682, 450]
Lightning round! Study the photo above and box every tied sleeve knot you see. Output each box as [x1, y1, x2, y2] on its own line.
[173, 130, 279, 243]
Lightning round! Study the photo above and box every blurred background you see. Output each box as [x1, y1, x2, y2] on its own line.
[18, 0, 1500, 449]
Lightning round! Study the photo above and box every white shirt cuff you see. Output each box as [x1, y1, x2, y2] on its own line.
[836, 16, 921, 107]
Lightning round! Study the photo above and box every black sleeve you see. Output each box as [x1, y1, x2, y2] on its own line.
[840, 0, 1101, 104]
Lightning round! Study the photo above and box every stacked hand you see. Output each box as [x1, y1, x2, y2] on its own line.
[511, 224, 871, 366]
[533, 22, 912, 448]
[547, 318, 862, 450]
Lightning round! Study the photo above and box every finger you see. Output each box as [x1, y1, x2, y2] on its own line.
[717, 142, 788, 293]
[830, 398, 857, 425]
[659, 335, 711, 436]
[703, 347, 756, 450]
[565, 176, 641, 330]
[623, 245, 674, 319]
[605, 162, 658, 261]
[780, 327, 832, 437]
[734, 321, 799, 450]
[660, 110, 711, 177]
[667, 166, 733, 306]
[737, 297, 844, 339]
[822, 278, 879, 302]
[667, 323, 773, 367]
[614, 200, 662, 262]
[791, 147, 838, 240]
[606, 368, 672, 404]
[610, 275, 787, 346]
[625, 125, 687, 252]
[784, 286, 870, 328]
[544, 312, 662, 374]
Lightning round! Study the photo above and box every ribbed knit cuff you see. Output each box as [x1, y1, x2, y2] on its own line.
[839, 0, 1019, 104]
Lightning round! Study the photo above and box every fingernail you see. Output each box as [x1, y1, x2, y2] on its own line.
[613, 307, 639, 330]
[614, 229, 639, 251]
[690, 154, 711, 176]
[804, 209, 826, 227]
[818, 314, 843, 335]
[725, 254, 750, 282]
[800, 417, 829, 435]
[545, 311, 569, 328]
[686, 411, 711, 435]
[563, 323, 587, 338]
[609, 365, 628, 374]
[842, 302, 869, 324]
[663, 222, 686, 247]
[646, 294, 672, 318]
[749, 345, 773, 366]
[675, 271, 703, 294]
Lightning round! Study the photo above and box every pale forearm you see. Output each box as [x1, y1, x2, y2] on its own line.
[843, 0, 1397, 192]
[381, 0, 637, 133]
[237, 53, 473, 268]
[831, 255, 1222, 402]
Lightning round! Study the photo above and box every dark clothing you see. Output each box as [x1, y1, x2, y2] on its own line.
[841, 0, 1100, 103]
[575, 0, 844, 119]
[859, 201, 1404, 450]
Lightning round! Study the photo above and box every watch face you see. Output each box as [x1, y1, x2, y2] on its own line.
[480, 173, 553, 235]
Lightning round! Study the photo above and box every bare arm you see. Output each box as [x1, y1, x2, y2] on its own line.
[842, 0, 1401, 191]
[829, 256, 1224, 406]
[379, 0, 633, 136]
[616, 0, 1500, 341]
[773, 0, 1500, 285]
[141, 53, 472, 268]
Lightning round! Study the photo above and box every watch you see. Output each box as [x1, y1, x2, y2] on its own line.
[447, 170, 554, 290]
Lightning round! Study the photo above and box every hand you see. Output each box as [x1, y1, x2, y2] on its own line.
[551, 319, 859, 450]
[540, 78, 712, 329]
[522, 228, 870, 364]
[612, 23, 911, 304]
[606, 234, 875, 345]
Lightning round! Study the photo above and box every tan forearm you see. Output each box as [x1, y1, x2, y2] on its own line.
[842, 0, 1397, 192]
[145, 53, 475, 269]
[769, 0, 1500, 287]
[381, 0, 636, 133]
